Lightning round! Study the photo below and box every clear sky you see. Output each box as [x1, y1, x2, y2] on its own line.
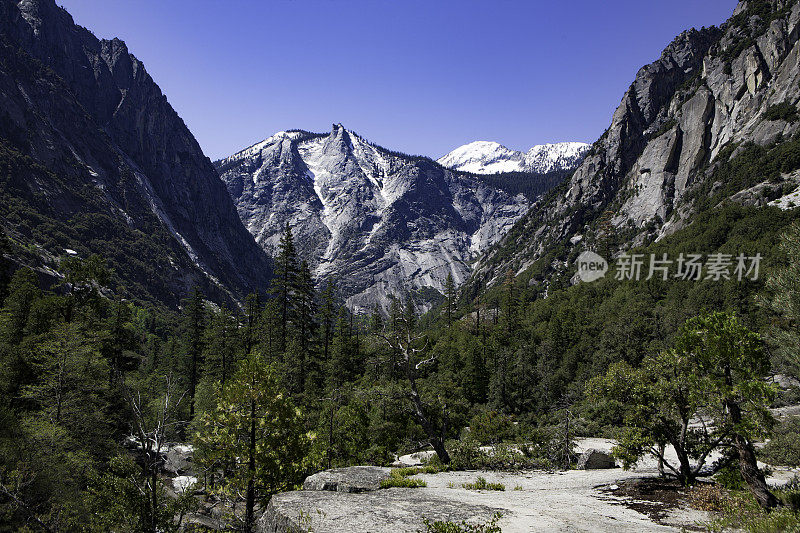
[58, 0, 737, 161]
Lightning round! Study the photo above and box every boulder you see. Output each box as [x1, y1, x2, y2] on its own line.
[302, 466, 390, 493]
[257, 489, 501, 533]
[164, 443, 194, 475]
[577, 449, 616, 470]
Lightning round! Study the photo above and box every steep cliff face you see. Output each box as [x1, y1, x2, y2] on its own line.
[468, 0, 800, 294]
[0, 0, 271, 306]
[216, 126, 530, 313]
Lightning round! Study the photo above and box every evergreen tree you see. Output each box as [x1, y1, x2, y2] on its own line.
[444, 272, 456, 328]
[22, 322, 106, 428]
[294, 261, 318, 395]
[764, 221, 800, 382]
[100, 296, 139, 386]
[271, 223, 299, 354]
[59, 254, 110, 323]
[327, 308, 364, 389]
[0, 231, 11, 303]
[587, 311, 777, 507]
[242, 293, 261, 357]
[320, 280, 337, 376]
[204, 306, 238, 389]
[195, 354, 313, 532]
[0, 268, 40, 345]
[182, 289, 206, 421]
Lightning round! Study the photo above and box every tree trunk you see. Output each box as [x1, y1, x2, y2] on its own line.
[727, 401, 780, 509]
[189, 351, 197, 421]
[150, 470, 158, 533]
[668, 432, 694, 485]
[733, 433, 779, 509]
[407, 372, 450, 464]
[245, 399, 257, 532]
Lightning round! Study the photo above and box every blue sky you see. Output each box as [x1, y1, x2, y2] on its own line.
[59, 0, 737, 160]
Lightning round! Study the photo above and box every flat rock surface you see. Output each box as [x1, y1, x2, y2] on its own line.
[260, 465, 710, 532]
[258, 488, 502, 533]
[302, 466, 390, 493]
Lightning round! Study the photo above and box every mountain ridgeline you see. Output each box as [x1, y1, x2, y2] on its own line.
[0, 0, 272, 307]
[465, 0, 800, 298]
[437, 140, 590, 175]
[215, 126, 548, 313]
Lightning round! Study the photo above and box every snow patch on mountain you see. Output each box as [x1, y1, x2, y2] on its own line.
[438, 140, 590, 175]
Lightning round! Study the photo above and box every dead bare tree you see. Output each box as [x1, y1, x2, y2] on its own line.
[375, 316, 451, 464]
[0, 473, 55, 533]
[123, 374, 188, 533]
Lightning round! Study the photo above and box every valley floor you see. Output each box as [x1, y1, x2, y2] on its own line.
[262, 438, 800, 532]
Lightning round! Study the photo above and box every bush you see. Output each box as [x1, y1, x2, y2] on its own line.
[689, 483, 728, 512]
[706, 487, 800, 533]
[462, 476, 505, 491]
[380, 469, 427, 489]
[759, 417, 800, 467]
[715, 464, 746, 491]
[764, 101, 799, 123]
[445, 440, 550, 471]
[421, 512, 503, 533]
[468, 410, 517, 445]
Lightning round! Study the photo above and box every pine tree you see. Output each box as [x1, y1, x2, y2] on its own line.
[22, 322, 106, 426]
[0, 268, 40, 345]
[182, 289, 206, 421]
[242, 293, 261, 357]
[271, 223, 299, 354]
[101, 296, 138, 386]
[444, 273, 456, 328]
[0, 231, 11, 303]
[204, 306, 238, 389]
[320, 280, 337, 373]
[327, 309, 357, 389]
[501, 269, 518, 336]
[296, 262, 316, 352]
[764, 221, 800, 382]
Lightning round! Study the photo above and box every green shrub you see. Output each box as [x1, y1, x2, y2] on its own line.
[764, 101, 799, 123]
[759, 417, 800, 467]
[446, 440, 548, 471]
[715, 464, 746, 490]
[420, 512, 503, 533]
[468, 410, 517, 445]
[705, 486, 800, 532]
[462, 476, 505, 491]
[380, 469, 427, 489]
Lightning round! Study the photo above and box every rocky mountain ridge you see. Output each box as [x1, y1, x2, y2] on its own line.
[216, 125, 530, 313]
[0, 0, 272, 306]
[438, 140, 589, 175]
[465, 0, 800, 296]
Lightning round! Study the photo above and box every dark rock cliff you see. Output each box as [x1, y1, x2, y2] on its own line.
[0, 0, 271, 306]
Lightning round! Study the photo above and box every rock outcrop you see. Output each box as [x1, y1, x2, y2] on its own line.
[302, 466, 390, 493]
[577, 449, 616, 470]
[216, 126, 530, 312]
[0, 0, 271, 306]
[257, 488, 502, 533]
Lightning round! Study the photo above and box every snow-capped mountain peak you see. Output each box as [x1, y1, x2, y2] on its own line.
[439, 140, 590, 175]
[216, 126, 531, 313]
